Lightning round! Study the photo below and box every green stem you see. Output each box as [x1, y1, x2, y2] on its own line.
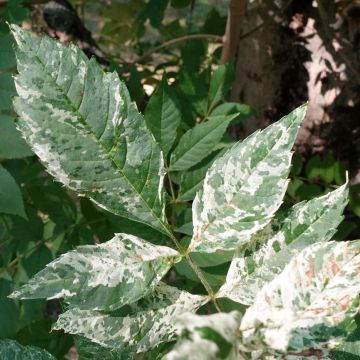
[166, 170, 222, 311]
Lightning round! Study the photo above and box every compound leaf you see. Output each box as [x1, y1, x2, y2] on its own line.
[11, 25, 170, 236]
[54, 283, 207, 353]
[163, 311, 242, 360]
[190, 105, 306, 253]
[240, 240, 360, 355]
[11, 234, 180, 311]
[217, 184, 348, 305]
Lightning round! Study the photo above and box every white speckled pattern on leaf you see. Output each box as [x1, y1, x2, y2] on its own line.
[0, 339, 55, 359]
[240, 240, 360, 355]
[11, 24, 170, 236]
[189, 105, 306, 253]
[217, 184, 348, 305]
[163, 311, 243, 360]
[53, 283, 207, 353]
[10, 234, 180, 311]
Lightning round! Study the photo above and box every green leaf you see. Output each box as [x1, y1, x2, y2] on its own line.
[0, 164, 26, 218]
[0, 34, 15, 69]
[163, 311, 242, 360]
[11, 234, 180, 311]
[75, 336, 135, 360]
[189, 105, 306, 253]
[170, 0, 192, 9]
[331, 325, 360, 360]
[27, 183, 77, 225]
[176, 71, 207, 118]
[305, 154, 335, 183]
[138, 0, 169, 28]
[53, 283, 207, 353]
[145, 76, 181, 155]
[0, 115, 32, 159]
[208, 63, 234, 112]
[240, 240, 360, 355]
[217, 184, 348, 305]
[11, 25, 170, 236]
[170, 114, 235, 171]
[177, 152, 219, 202]
[211, 102, 254, 125]
[0, 339, 55, 360]
[175, 259, 226, 287]
[0, 278, 19, 338]
[0, 72, 16, 111]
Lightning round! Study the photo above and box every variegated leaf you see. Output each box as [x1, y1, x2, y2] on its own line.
[53, 283, 207, 353]
[217, 184, 348, 305]
[163, 311, 243, 360]
[0, 339, 55, 360]
[190, 105, 306, 253]
[10, 234, 180, 311]
[11, 25, 170, 236]
[240, 240, 360, 356]
[74, 336, 135, 360]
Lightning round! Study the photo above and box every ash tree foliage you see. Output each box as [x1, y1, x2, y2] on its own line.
[3, 24, 360, 359]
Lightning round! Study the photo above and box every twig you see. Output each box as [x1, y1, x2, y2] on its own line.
[120, 34, 223, 73]
[221, 0, 247, 63]
[167, 168, 222, 312]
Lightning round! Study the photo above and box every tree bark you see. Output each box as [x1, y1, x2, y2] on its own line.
[220, 0, 246, 64]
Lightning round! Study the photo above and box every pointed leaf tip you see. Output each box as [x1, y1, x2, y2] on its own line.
[189, 105, 306, 253]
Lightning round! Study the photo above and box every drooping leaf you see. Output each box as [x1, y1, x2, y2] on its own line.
[240, 240, 360, 355]
[145, 75, 181, 155]
[10, 234, 180, 311]
[170, 114, 236, 171]
[217, 184, 348, 305]
[208, 63, 234, 112]
[0, 339, 55, 360]
[163, 311, 242, 360]
[0, 115, 32, 159]
[11, 25, 170, 236]
[189, 105, 306, 253]
[0, 164, 26, 218]
[53, 283, 207, 353]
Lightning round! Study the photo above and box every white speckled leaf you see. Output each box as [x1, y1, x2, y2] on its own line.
[240, 240, 360, 356]
[10, 234, 180, 311]
[11, 25, 170, 236]
[190, 105, 306, 253]
[217, 184, 348, 305]
[53, 283, 207, 353]
[0, 339, 55, 360]
[163, 311, 243, 360]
